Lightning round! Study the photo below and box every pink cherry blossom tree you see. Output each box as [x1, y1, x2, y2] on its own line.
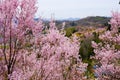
[92, 12, 120, 80]
[0, 0, 43, 79]
[10, 21, 87, 80]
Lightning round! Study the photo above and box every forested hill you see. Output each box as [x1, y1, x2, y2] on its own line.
[35, 16, 111, 29]
[76, 16, 110, 27]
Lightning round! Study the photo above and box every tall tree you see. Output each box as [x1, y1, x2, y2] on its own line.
[0, 0, 42, 79]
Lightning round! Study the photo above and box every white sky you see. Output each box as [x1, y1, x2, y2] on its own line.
[36, 0, 120, 19]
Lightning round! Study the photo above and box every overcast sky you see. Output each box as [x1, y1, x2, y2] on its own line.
[36, 0, 120, 19]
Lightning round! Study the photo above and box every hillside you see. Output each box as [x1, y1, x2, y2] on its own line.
[50, 16, 111, 29]
[77, 16, 110, 27]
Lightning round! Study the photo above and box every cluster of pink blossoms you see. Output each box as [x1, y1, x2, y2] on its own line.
[10, 21, 87, 80]
[92, 12, 120, 80]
